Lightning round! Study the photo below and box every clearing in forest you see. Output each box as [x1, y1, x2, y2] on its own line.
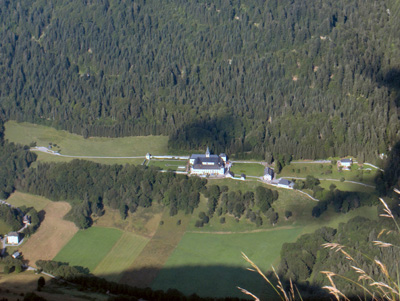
[6, 191, 50, 211]
[19, 201, 78, 267]
[53, 227, 122, 271]
[5, 120, 168, 159]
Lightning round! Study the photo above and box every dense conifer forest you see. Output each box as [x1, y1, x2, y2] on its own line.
[0, 0, 399, 160]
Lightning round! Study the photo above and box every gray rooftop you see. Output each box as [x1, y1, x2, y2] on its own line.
[278, 179, 291, 186]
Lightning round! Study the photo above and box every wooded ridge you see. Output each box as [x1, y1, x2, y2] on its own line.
[0, 0, 399, 161]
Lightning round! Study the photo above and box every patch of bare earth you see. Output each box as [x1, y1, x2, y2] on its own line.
[20, 202, 78, 267]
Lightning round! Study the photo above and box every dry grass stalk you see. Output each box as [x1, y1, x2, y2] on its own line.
[373, 240, 393, 248]
[374, 260, 390, 279]
[322, 285, 350, 301]
[237, 286, 260, 301]
[241, 252, 294, 301]
[272, 266, 289, 301]
[241, 252, 286, 300]
[322, 243, 355, 261]
[321, 191, 400, 300]
[377, 229, 386, 238]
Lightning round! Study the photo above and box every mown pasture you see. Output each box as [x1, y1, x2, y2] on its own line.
[279, 162, 378, 186]
[54, 227, 123, 271]
[147, 159, 187, 171]
[151, 228, 304, 299]
[6, 191, 50, 211]
[93, 232, 149, 282]
[119, 209, 191, 287]
[230, 162, 265, 177]
[5, 120, 168, 159]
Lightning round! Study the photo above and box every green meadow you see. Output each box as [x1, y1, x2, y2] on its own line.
[93, 232, 149, 282]
[54, 227, 123, 271]
[5, 120, 168, 158]
[151, 228, 304, 299]
[147, 159, 187, 171]
[230, 162, 265, 177]
[279, 162, 378, 186]
[6, 191, 50, 211]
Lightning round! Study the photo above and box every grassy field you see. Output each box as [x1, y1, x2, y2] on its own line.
[32, 151, 145, 166]
[319, 180, 376, 193]
[208, 178, 266, 192]
[5, 120, 168, 157]
[93, 232, 150, 282]
[148, 159, 187, 171]
[120, 209, 191, 287]
[279, 162, 378, 185]
[93, 204, 164, 237]
[230, 162, 265, 177]
[54, 227, 123, 271]
[151, 228, 304, 299]
[6, 191, 50, 211]
[20, 201, 78, 267]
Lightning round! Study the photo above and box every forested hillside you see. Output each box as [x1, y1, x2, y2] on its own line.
[1, 0, 399, 160]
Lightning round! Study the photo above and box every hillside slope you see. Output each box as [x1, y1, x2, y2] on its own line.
[1, 0, 399, 160]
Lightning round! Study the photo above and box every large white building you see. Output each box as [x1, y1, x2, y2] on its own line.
[189, 147, 226, 175]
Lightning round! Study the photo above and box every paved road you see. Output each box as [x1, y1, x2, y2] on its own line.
[291, 160, 331, 164]
[230, 160, 265, 164]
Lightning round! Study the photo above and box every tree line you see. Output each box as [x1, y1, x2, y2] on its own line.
[278, 213, 400, 298]
[0, 120, 37, 199]
[195, 184, 279, 227]
[0, 0, 399, 161]
[17, 160, 207, 228]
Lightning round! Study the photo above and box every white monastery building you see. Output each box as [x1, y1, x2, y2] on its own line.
[189, 147, 226, 175]
[337, 158, 353, 170]
[263, 167, 274, 181]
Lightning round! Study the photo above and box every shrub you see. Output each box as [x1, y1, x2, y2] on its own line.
[284, 210, 292, 219]
[194, 220, 204, 228]
[220, 217, 226, 224]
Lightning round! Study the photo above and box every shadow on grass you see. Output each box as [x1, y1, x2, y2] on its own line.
[94, 265, 326, 300]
